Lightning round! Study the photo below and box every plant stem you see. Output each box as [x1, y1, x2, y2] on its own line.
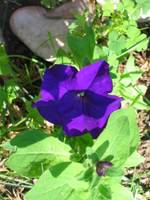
[117, 37, 149, 59]
[0, 181, 32, 189]
[13, 117, 27, 127]
[0, 174, 32, 186]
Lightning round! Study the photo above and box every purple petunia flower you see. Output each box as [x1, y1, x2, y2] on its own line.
[34, 60, 122, 138]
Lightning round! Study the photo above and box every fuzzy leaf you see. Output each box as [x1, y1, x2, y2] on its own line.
[6, 130, 71, 177]
[123, 151, 144, 168]
[25, 162, 90, 200]
[92, 108, 140, 167]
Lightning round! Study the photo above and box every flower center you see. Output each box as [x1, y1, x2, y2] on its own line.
[77, 92, 85, 97]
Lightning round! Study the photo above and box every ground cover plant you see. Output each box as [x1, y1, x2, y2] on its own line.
[0, 0, 150, 199]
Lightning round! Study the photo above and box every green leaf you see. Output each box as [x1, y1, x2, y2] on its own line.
[77, 133, 93, 147]
[108, 31, 118, 41]
[123, 151, 144, 168]
[106, 167, 123, 177]
[101, 177, 134, 200]
[25, 162, 90, 200]
[112, 184, 134, 200]
[102, 1, 115, 16]
[126, 26, 140, 39]
[67, 24, 95, 67]
[108, 52, 119, 68]
[122, 0, 137, 17]
[93, 116, 130, 167]
[111, 108, 140, 154]
[0, 44, 12, 75]
[55, 49, 73, 65]
[135, 0, 150, 13]
[0, 194, 5, 200]
[6, 130, 71, 177]
[111, 184, 134, 200]
[5, 80, 19, 104]
[126, 33, 148, 52]
[98, 184, 112, 200]
[62, 133, 94, 162]
[91, 176, 134, 200]
[41, 0, 54, 8]
[120, 71, 141, 87]
[125, 55, 139, 73]
[120, 55, 142, 86]
[91, 181, 112, 200]
[93, 45, 107, 60]
[0, 87, 7, 111]
[26, 100, 44, 125]
[92, 108, 140, 167]
[71, 133, 93, 152]
[118, 84, 149, 109]
[108, 31, 126, 55]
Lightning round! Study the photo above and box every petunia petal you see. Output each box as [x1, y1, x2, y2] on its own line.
[72, 60, 113, 94]
[40, 64, 77, 101]
[63, 114, 99, 137]
[63, 92, 122, 138]
[33, 100, 62, 124]
[34, 91, 82, 126]
[85, 92, 123, 138]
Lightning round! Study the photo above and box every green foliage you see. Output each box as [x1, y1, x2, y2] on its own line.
[0, 78, 20, 136]
[114, 55, 150, 109]
[117, 83, 149, 109]
[110, 183, 134, 200]
[5, 108, 141, 199]
[0, 79, 19, 108]
[25, 100, 44, 126]
[41, 0, 64, 8]
[67, 17, 95, 67]
[0, 44, 12, 75]
[6, 130, 71, 177]
[67, 133, 94, 162]
[25, 162, 90, 200]
[0, 87, 7, 111]
[55, 49, 74, 65]
[120, 55, 142, 86]
[123, 151, 144, 168]
[108, 31, 126, 55]
[94, 116, 130, 166]
[102, 1, 115, 16]
[92, 108, 140, 167]
[90, 176, 134, 200]
[135, 0, 150, 13]
[5, 80, 20, 104]
[94, 0, 148, 68]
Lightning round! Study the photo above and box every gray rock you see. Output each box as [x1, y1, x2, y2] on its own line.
[10, 1, 87, 61]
